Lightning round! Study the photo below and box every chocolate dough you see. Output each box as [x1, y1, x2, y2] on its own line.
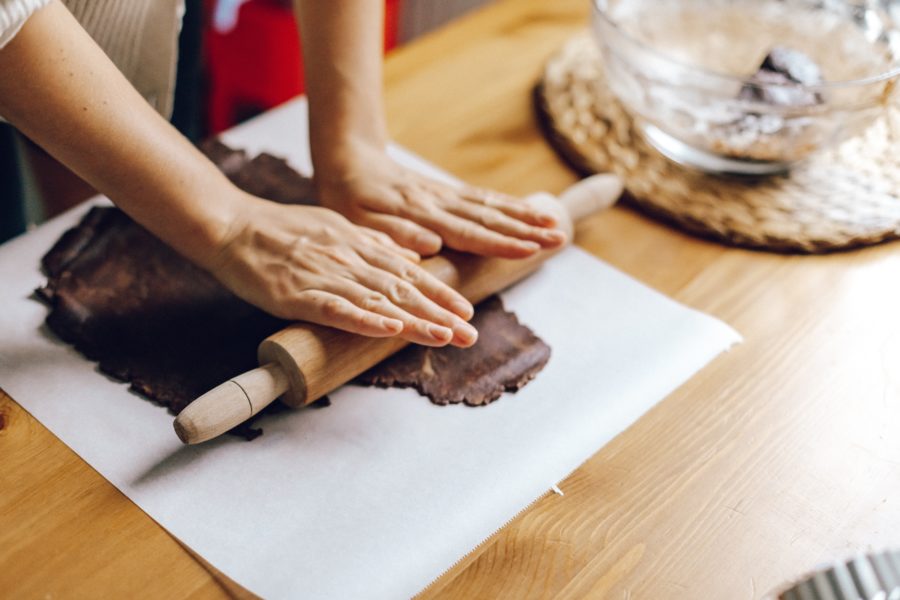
[357, 296, 551, 406]
[38, 141, 550, 439]
[37, 141, 312, 440]
[40, 208, 279, 441]
[739, 46, 824, 107]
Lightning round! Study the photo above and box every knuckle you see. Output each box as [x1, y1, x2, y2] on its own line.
[526, 225, 544, 237]
[291, 289, 314, 305]
[465, 188, 489, 203]
[360, 292, 388, 311]
[373, 231, 394, 246]
[386, 280, 414, 303]
[398, 265, 421, 282]
[277, 272, 317, 306]
[319, 224, 339, 241]
[479, 210, 504, 229]
[393, 220, 416, 237]
[393, 185, 422, 212]
[350, 311, 371, 328]
[417, 204, 444, 221]
[320, 297, 346, 319]
[288, 290, 320, 316]
[380, 198, 405, 217]
[504, 201, 526, 215]
[457, 222, 480, 242]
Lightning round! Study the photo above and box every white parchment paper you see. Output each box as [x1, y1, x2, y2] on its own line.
[0, 99, 741, 599]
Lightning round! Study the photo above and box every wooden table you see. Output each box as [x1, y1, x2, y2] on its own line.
[3, 0, 899, 597]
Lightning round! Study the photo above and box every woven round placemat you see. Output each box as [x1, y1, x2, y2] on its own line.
[535, 34, 900, 253]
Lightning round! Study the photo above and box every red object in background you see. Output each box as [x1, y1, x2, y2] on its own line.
[206, 0, 401, 134]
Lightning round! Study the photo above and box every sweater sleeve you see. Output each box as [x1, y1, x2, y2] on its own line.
[0, 0, 51, 49]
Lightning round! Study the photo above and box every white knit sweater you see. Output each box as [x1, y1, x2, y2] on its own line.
[0, 0, 183, 117]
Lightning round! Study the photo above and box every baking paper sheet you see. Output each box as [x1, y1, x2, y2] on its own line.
[0, 99, 741, 599]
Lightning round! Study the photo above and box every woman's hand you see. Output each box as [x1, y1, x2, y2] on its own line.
[208, 193, 478, 348]
[291, 0, 565, 259]
[314, 147, 568, 258]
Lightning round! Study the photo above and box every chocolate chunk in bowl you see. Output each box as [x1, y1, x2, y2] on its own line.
[738, 46, 824, 107]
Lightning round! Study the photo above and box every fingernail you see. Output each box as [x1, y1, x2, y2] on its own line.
[522, 241, 541, 252]
[428, 324, 453, 342]
[451, 299, 474, 320]
[544, 229, 567, 244]
[539, 213, 558, 226]
[453, 322, 478, 345]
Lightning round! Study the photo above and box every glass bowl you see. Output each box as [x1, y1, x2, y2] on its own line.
[591, 0, 900, 175]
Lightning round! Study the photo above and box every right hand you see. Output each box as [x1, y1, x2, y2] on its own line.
[314, 145, 567, 258]
[207, 192, 479, 347]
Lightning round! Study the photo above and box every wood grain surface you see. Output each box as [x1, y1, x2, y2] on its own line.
[3, 0, 899, 598]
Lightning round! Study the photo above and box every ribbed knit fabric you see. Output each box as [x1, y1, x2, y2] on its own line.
[0, 0, 183, 118]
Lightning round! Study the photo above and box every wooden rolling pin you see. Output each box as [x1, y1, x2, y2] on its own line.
[174, 174, 623, 444]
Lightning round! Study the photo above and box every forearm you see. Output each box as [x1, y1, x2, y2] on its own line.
[0, 1, 237, 267]
[0, 1, 480, 343]
[292, 0, 387, 180]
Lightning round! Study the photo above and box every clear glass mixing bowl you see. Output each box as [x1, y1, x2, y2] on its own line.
[592, 0, 900, 175]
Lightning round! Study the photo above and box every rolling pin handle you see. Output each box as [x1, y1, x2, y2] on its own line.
[556, 173, 623, 223]
[174, 363, 290, 445]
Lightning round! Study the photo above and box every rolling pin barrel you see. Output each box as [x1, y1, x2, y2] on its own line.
[175, 174, 623, 444]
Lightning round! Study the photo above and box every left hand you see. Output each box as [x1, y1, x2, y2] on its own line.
[206, 191, 478, 347]
[314, 147, 568, 258]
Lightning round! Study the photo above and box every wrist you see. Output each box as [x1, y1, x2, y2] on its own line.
[311, 136, 389, 189]
[173, 182, 249, 272]
[310, 125, 388, 175]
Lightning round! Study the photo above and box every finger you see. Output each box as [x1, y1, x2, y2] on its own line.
[385, 186, 548, 258]
[357, 245, 474, 320]
[443, 201, 567, 248]
[409, 208, 544, 259]
[358, 226, 421, 263]
[353, 212, 443, 256]
[351, 263, 478, 347]
[320, 278, 456, 347]
[291, 290, 404, 337]
[460, 187, 559, 227]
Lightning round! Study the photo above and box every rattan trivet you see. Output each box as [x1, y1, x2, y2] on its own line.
[535, 33, 900, 253]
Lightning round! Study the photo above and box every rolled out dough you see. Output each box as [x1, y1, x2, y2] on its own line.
[358, 296, 551, 406]
[36, 142, 551, 439]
